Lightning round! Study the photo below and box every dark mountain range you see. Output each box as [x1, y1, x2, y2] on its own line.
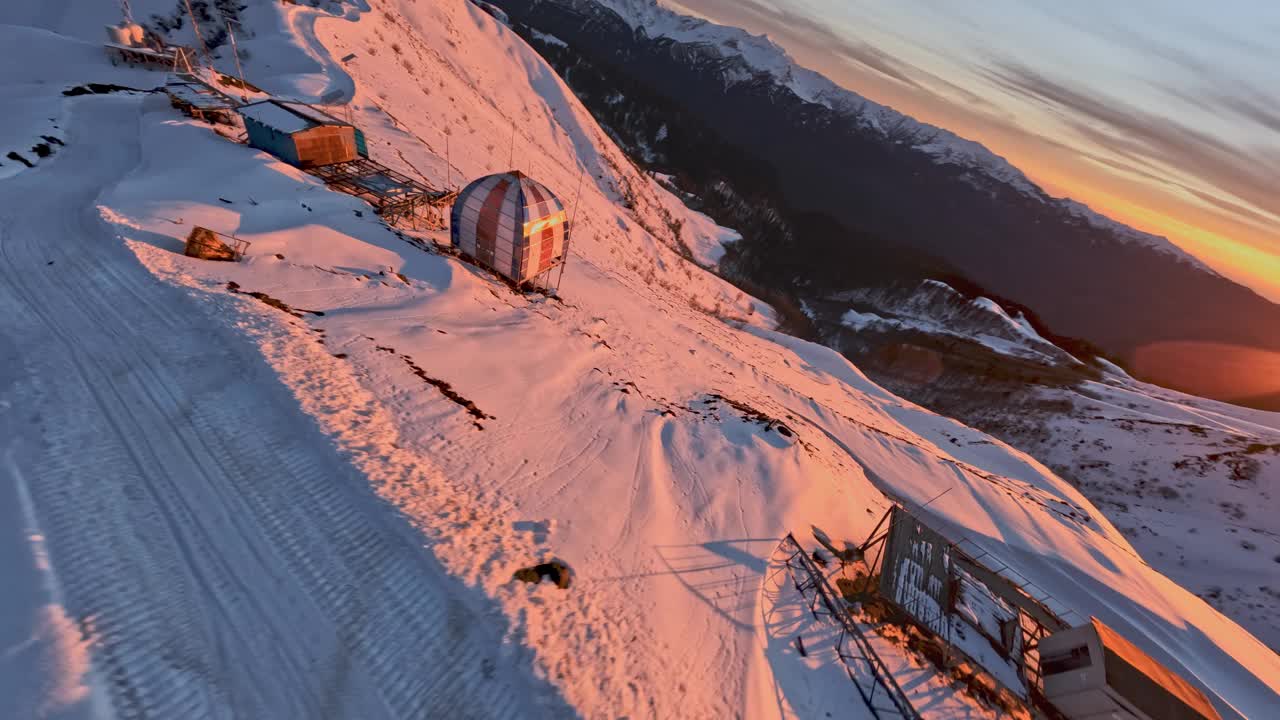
[491, 0, 1280, 410]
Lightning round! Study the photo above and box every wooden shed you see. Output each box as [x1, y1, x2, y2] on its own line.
[236, 100, 368, 168]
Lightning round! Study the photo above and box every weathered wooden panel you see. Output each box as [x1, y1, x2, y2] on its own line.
[879, 506, 954, 635]
[293, 125, 358, 168]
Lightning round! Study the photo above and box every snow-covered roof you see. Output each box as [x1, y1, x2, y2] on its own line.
[237, 100, 348, 133]
[103, 42, 168, 58]
[277, 101, 347, 127]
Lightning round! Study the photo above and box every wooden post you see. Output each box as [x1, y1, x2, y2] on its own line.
[173, 46, 195, 75]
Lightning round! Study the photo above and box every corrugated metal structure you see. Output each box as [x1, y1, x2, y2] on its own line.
[237, 100, 368, 168]
[105, 42, 194, 72]
[1040, 618, 1221, 720]
[878, 507, 954, 635]
[309, 159, 455, 230]
[450, 171, 568, 285]
[872, 505, 1072, 698]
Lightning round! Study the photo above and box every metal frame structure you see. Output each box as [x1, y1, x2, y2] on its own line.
[858, 505, 1076, 696]
[771, 534, 923, 720]
[528, 255, 566, 293]
[307, 159, 455, 230]
[165, 78, 239, 124]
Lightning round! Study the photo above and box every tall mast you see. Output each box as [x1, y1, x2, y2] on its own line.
[225, 20, 249, 102]
[182, 0, 212, 67]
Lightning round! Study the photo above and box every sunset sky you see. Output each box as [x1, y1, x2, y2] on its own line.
[667, 0, 1280, 302]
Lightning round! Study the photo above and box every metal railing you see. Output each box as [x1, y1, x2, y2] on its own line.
[773, 534, 923, 720]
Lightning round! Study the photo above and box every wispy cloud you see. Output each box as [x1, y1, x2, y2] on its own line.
[977, 60, 1280, 226]
[1214, 90, 1280, 135]
[672, 0, 998, 109]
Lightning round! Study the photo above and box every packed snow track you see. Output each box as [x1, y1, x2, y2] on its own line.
[0, 96, 556, 719]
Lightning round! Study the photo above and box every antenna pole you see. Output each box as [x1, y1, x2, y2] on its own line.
[183, 0, 212, 68]
[569, 166, 585, 225]
[556, 166, 586, 293]
[226, 20, 248, 102]
[508, 120, 515, 169]
[918, 487, 953, 511]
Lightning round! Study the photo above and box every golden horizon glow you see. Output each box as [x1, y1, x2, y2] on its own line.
[803, 44, 1280, 303]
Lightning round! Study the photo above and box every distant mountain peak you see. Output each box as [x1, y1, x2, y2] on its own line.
[591, 0, 1210, 271]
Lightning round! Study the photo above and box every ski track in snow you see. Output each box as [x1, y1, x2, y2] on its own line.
[282, 3, 361, 104]
[0, 95, 568, 719]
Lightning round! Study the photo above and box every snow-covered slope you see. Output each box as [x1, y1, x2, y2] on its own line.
[1, 1, 1277, 719]
[821, 279, 1280, 650]
[973, 372, 1280, 651]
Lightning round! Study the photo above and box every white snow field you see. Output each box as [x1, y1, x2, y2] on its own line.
[1003, 373, 1280, 650]
[1, 92, 573, 720]
[1, 1, 1277, 719]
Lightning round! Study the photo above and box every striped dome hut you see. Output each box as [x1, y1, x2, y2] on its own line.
[450, 171, 569, 284]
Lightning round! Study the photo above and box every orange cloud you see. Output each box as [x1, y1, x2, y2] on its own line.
[816, 61, 1280, 302]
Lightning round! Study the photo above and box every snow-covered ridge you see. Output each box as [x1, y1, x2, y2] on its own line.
[592, 0, 1036, 192]
[590, 0, 1210, 270]
[1060, 196, 1218, 274]
[834, 280, 1081, 367]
